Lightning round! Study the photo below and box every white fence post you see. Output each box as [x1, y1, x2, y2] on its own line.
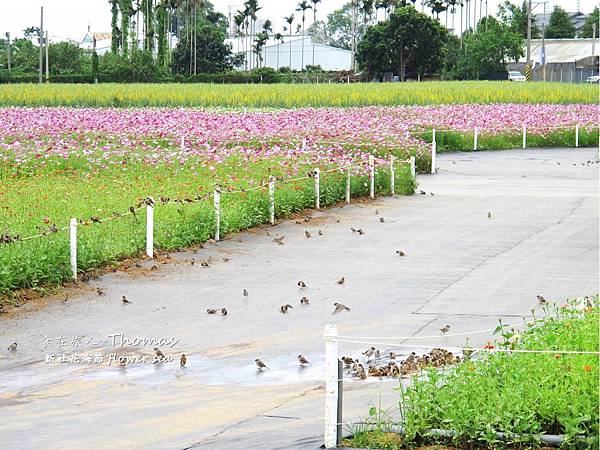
[268, 176, 275, 225]
[575, 124, 579, 148]
[345, 167, 351, 204]
[522, 124, 527, 149]
[410, 156, 416, 179]
[314, 168, 321, 209]
[324, 324, 339, 449]
[368, 155, 375, 199]
[389, 155, 395, 195]
[180, 136, 185, 150]
[474, 127, 478, 151]
[431, 129, 437, 174]
[214, 186, 221, 241]
[146, 197, 154, 258]
[69, 218, 77, 281]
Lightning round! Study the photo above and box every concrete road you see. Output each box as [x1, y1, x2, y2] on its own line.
[0, 148, 598, 450]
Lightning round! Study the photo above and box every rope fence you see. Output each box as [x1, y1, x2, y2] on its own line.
[321, 316, 599, 448]
[0, 156, 414, 282]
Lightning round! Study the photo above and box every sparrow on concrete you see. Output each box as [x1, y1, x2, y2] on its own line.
[280, 304, 294, 314]
[440, 324, 451, 335]
[305, 230, 312, 238]
[336, 277, 345, 285]
[255, 358, 269, 370]
[243, 289, 248, 297]
[180, 354, 187, 367]
[332, 302, 350, 314]
[273, 235, 285, 245]
[357, 228, 365, 235]
[300, 297, 309, 305]
[298, 355, 311, 366]
[396, 250, 405, 256]
[341, 356, 354, 366]
[201, 261, 210, 267]
[154, 347, 165, 361]
[96, 287, 105, 296]
[207, 309, 217, 314]
[419, 190, 426, 195]
[537, 295, 547, 305]
[389, 352, 397, 360]
[379, 217, 385, 223]
[362, 347, 375, 357]
[122, 295, 131, 304]
[190, 258, 196, 265]
[7, 342, 17, 351]
[297, 280, 307, 288]
[222, 257, 231, 262]
[488, 212, 492, 219]
[318, 230, 323, 236]
[221, 307, 228, 316]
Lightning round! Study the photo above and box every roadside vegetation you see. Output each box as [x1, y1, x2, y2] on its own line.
[345, 298, 599, 449]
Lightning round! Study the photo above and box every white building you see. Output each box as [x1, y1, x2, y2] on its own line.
[518, 38, 599, 64]
[81, 31, 112, 55]
[229, 36, 351, 71]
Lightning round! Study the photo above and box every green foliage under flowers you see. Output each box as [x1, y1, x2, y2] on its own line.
[347, 298, 599, 449]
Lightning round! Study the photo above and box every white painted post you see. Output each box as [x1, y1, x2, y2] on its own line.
[314, 168, 321, 209]
[345, 167, 351, 204]
[575, 124, 579, 148]
[522, 124, 527, 149]
[268, 176, 275, 225]
[146, 197, 154, 258]
[474, 127, 478, 150]
[389, 155, 395, 195]
[368, 155, 375, 199]
[180, 136, 185, 150]
[214, 186, 221, 241]
[431, 129, 437, 174]
[410, 156, 416, 179]
[69, 218, 77, 281]
[324, 324, 339, 449]
[302, 139, 307, 151]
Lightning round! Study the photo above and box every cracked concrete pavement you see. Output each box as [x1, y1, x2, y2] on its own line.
[0, 147, 598, 449]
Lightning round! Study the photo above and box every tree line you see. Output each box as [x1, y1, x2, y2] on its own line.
[0, 0, 597, 83]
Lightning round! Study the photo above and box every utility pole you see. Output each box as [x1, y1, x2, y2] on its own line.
[5, 32, 11, 74]
[526, 0, 532, 67]
[541, 2, 546, 82]
[39, 6, 44, 84]
[592, 23, 596, 58]
[45, 30, 49, 83]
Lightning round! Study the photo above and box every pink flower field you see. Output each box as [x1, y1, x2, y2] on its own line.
[0, 104, 596, 171]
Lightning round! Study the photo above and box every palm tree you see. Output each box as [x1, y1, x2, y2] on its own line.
[273, 32, 284, 69]
[283, 14, 295, 69]
[244, 0, 261, 69]
[310, 0, 321, 66]
[296, 1, 312, 71]
[261, 19, 272, 67]
[234, 10, 245, 57]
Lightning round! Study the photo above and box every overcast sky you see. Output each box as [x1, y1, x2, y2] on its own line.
[2, 0, 598, 42]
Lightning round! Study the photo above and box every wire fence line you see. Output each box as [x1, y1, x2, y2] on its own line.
[1, 155, 415, 283]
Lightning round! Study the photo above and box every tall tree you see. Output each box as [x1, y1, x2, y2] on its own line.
[141, 0, 155, 52]
[497, 1, 540, 39]
[581, 6, 599, 38]
[306, 2, 366, 50]
[296, 1, 312, 70]
[357, 5, 447, 80]
[284, 14, 295, 68]
[156, 1, 168, 66]
[110, 0, 121, 53]
[118, 0, 134, 57]
[310, 0, 322, 66]
[171, 21, 233, 73]
[545, 5, 575, 39]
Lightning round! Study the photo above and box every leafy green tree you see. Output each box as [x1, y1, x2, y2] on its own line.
[171, 22, 233, 74]
[581, 6, 599, 38]
[118, 0, 134, 57]
[356, 6, 447, 81]
[110, 0, 121, 53]
[497, 1, 540, 39]
[99, 49, 160, 82]
[7, 38, 38, 73]
[157, 2, 169, 67]
[449, 16, 524, 80]
[307, 3, 366, 50]
[545, 5, 575, 39]
[48, 41, 84, 74]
